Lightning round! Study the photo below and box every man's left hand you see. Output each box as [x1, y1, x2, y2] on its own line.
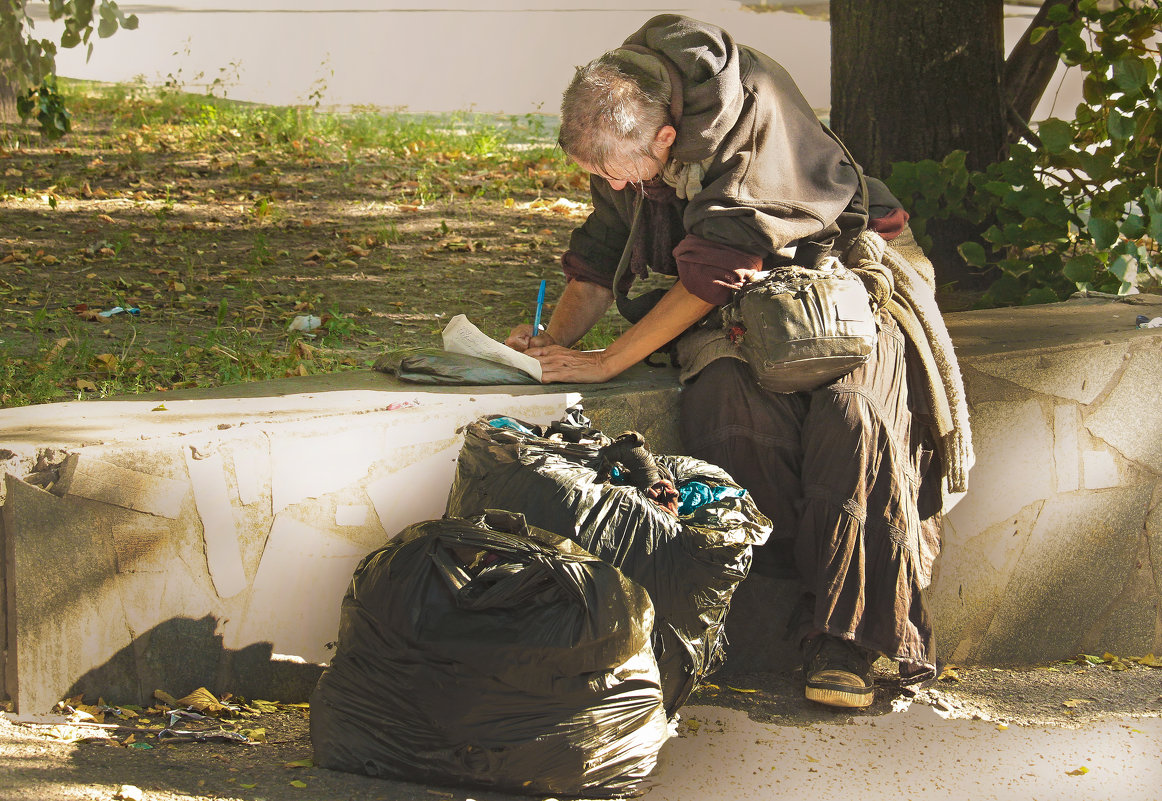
[526, 345, 614, 384]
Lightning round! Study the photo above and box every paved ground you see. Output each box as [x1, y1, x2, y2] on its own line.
[2, 661, 1159, 801]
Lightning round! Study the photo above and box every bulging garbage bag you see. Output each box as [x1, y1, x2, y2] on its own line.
[445, 412, 772, 713]
[310, 510, 669, 798]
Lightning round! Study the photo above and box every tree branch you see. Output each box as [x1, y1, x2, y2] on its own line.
[1003, 0, 1080, 143]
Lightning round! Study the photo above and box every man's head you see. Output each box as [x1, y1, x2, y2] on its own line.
[559, 54, 676, 190]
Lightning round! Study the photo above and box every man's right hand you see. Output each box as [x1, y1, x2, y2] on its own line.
[505, 324, 558, 352]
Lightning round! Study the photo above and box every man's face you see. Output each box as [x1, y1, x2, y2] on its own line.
[573, 153, 665, 191]
[572, 124, 676, 191]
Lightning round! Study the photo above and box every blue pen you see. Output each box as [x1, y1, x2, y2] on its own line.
[533, 279, 547, 334]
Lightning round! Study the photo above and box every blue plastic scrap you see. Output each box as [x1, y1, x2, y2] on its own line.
[677, 481, 747, 516]
[487, 417, 538, 435]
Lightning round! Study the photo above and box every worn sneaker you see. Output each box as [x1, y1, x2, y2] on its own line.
[803, 635, 876, 709]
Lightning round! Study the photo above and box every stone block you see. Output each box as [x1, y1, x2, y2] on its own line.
[973, 485, 1152, 664]
[1086, 347, 1162, 471]
[1052, 405, 1080, 493]
[944, 399, 1052, 539]
[969, 343, 1127, 405]
[54, 453, 187, 518]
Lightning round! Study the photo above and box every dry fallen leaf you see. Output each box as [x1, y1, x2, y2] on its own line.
[1065, 766, 1089, 776]
[176, 687, 227, 715]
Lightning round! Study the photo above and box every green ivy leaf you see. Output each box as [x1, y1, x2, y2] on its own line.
[1048, 2, 1076, 23]
[1036, 118, 1075, 154]
[1108, 253, 1137, 284]
[1077, 150, 1115, 183]
[1107, 109, 1137, 141]
[1121, 214, 1146, 240]
[1063, 254, 1099, 283]
[958, 241, 987, 267]
[1023, 287, 1060, 305]
[1087, 217, 1120, 250]
[1112, 55, 1150, 96]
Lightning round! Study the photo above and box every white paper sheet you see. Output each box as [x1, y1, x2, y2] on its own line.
[441, 314, 543, 381]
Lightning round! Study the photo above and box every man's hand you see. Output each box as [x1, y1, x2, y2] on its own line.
[505, 324, 558, 353]
[526, 345, 615, 384]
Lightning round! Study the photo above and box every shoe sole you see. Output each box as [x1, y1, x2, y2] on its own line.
[805, 684, 874, 709]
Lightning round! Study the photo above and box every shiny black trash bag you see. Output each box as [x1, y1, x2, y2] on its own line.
[310, 511, 669, 798]
[445, 415, 772, 713]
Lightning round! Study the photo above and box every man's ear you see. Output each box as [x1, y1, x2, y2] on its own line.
[654, 125, 677, 149]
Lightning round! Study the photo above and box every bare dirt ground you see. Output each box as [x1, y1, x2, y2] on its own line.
[0, 89, 596, 405]
[2, 661, 1159, 801]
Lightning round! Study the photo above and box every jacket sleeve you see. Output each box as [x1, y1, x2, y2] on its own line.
[674, 234, 763, 306]
[560, 176, 635, 291]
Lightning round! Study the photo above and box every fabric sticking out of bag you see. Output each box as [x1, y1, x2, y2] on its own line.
[677, 481, 747, 516]
[445, 411, 772, 714]
[310, 511, 668, 798]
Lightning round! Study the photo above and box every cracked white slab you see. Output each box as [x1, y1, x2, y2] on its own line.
[184, 445, 247, 599]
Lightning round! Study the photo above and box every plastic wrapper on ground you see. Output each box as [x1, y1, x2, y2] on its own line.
[309, 511, 669, 798]
[445, 414, 773, 714]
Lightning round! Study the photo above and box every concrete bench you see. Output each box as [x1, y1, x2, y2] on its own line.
[2, 296, 1160, 713]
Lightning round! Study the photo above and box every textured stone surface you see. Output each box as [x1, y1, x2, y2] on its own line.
[1086, 347, 1162, 470]
[969, 343, 1127, 405]
[973, 485, 1153, 664]
[944, 399, 1052, 540]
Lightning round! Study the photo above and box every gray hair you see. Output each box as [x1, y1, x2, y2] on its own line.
[558, 53, 672, 176]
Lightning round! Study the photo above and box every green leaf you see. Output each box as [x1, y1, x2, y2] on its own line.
[958, 241, 987, 267]
[1121, 214, 1146, 240]
[1063, 254, 1098, 283]
[1023, 287, 1060, 305]
[1107, 109, 1136, 140]
[1077, 150, 1115, 183]
[1087, 217, 1120, 250]
[1108, 253, 1137, 284]
[1144, 187, 1162, 215]
[1036, 118, 1074, 154]
[1082, 74, 1106, 106]
[941, 150, 967, 172]
[1112, 55, 1150, 96]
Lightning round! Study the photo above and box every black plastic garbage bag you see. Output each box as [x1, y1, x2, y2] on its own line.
[374, 348, 539, 385]
[310, 510, 669, 798]
[445, 413, 772, 713]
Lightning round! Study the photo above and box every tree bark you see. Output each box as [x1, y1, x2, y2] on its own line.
[830, 0, 1007, 176]
[0, 67, 17, 126]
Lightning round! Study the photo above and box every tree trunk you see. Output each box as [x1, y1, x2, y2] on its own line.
[830, 0, 1007, 176]
[0, 67, 17, 126]
[830, 0, 1007, 291]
